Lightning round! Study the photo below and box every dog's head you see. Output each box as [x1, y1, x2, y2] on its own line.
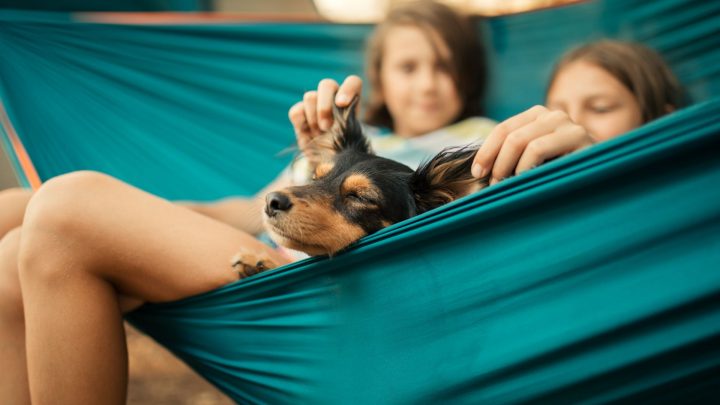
[264, 98, 486, 256]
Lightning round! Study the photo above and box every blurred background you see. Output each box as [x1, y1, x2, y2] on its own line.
[0, 0, 581, 20]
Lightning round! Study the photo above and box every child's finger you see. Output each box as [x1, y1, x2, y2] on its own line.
[303, 91, 321, 135]
[288, 101, 306, 130]
[335, 75, 363, 107]
[317, 79, 339, 131]
[289, 101, 312, 148]
[472, 105, 547, 179]
[513, 134, 555, 176]
[515, 124, 594, 174]
[490, 109, 567, 181]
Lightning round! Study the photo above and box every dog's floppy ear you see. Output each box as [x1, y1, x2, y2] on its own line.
[409, 145, 488, 214]
[302, 96, 372, 166]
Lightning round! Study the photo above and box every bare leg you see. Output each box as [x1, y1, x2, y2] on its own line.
[0, 188, 32, 238]
[0, 227, 141, 405]
[0, 228, 29, 404]
[18, 171, 288, 404]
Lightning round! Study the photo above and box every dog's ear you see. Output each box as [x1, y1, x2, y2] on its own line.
[302, 97, 372, 166]
[409, 145, 488, 214]
[330, 96, 372, 154]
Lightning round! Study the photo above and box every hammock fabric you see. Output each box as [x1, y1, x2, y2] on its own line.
[1, 0, 719, 403]
[139, 100, 720, 403]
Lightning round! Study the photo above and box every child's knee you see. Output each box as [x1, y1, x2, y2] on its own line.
[18, 171, 119, 282]
[24, 171, 115, 234]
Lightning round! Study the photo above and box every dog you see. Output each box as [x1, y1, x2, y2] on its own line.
[232, 98, 487, 276]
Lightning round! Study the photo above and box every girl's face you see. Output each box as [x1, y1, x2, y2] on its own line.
[379, 25, 463, 137]
[547, 60, 643, 141]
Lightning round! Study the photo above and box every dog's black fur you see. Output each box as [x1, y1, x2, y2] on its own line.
[260, 98, 488, 257]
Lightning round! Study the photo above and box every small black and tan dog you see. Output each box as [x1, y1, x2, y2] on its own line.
[232, 99, 487, 275]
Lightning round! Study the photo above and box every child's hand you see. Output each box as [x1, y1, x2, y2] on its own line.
[288, 75, 363, 150]
[471, 105, 596, 184]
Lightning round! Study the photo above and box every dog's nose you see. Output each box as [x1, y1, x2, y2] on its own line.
[265, 192, 293, 217]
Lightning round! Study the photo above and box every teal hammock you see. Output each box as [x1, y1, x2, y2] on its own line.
[1, 0, 719, 403]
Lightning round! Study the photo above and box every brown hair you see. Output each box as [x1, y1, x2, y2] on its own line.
[548, 40, 684, 123]
[364, 0, 486, 129]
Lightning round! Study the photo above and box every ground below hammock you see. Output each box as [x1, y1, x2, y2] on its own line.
[126, 323, 234, 405]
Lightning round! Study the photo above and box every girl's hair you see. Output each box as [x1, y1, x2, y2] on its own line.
[364, 0, 486, 129]
[548, 40, 684, 123]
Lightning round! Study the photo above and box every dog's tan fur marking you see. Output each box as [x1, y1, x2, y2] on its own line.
[314, 162, 334, 179]
[341, 174, 381, 202]
[342, 174, 371, 191]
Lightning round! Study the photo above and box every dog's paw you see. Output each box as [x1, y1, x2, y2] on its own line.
[231, 249, 278, 278]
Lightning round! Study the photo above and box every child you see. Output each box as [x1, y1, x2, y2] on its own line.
[290, 0, 493, 172]
[471, 40, 684, 184]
